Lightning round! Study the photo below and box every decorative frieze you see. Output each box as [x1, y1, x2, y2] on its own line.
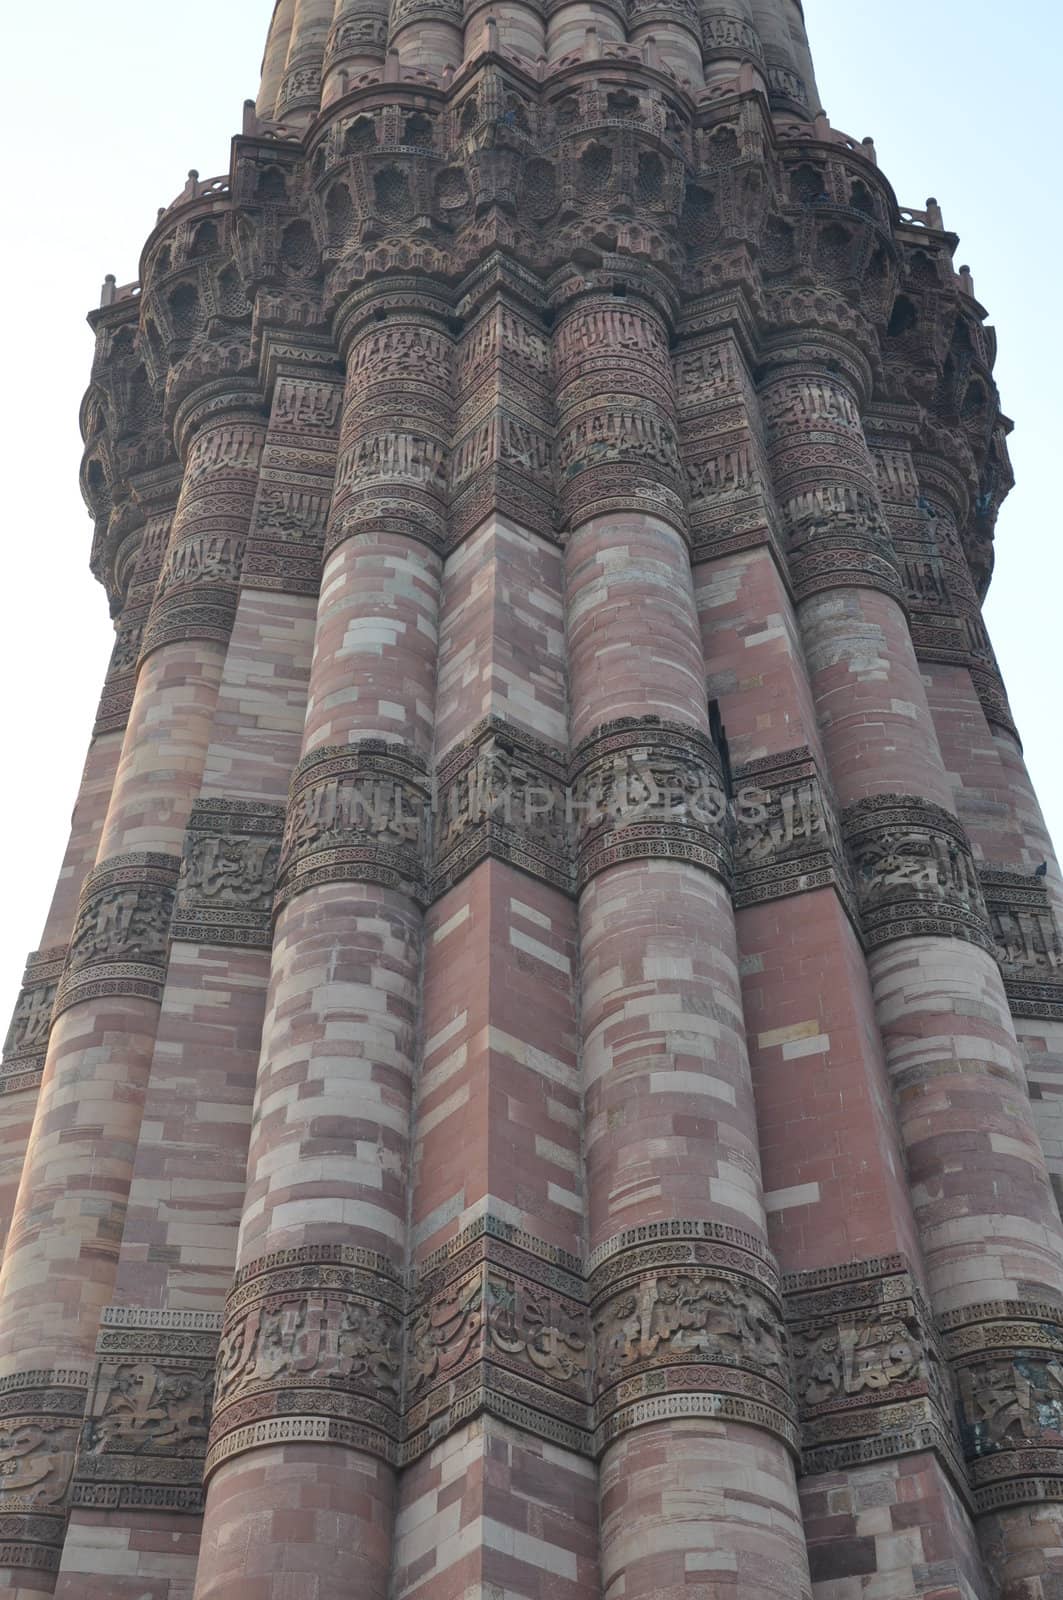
[327, 298, 453, 557]
[0, 945, 65, 1095]
[277, 740, 432, 910]
[980, 867, 1063, 1020]
[71, 1308, 222, 1514]
[760, 366, 904, 604]
[242, 371, 343, 596]
[406, 1223, 592, 1463]
[569, 717, 732, 889]
[92, 508, 175, 735]
[842, 794, 993, 953]
[432, 717, 572, 897]
[0, 1367, 90, 1574]
[54, 852, 180, 1018]
[172, 798, 285, 947]
[783, 1255, 960, 1482]
[732, 746, 853, 914]
[450, 292, 555, 546]
[140, 414, 265, 659]
[940, 1299, 1063, 1513]
[206, 1245, 405, 1476]
[675, 326, 783, 567]
[553, 296, 687, 536]
[589, 1230, 795, 1455]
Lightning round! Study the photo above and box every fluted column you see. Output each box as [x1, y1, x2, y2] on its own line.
[0, 389, 265, 1597]
[697, 1, 769, 95]
[628, 0, 702, 86]
[388, 0, 462, 75]
[276, 0, 334, 123]
[322, 0, 389, 100]
[50, 360, 342, 1600]
[545, 0, 625, 64]
[555, 282, 810, 1600]
[750, 0, 820, 114]
[761, 336, 1063, 1581]
[898, 439, 1063, 1596]
[682, 311, 987, 1594]
[195, 283, 452, 1600]
[0, 497, 175, 1256]
[257, 0, 297, 118]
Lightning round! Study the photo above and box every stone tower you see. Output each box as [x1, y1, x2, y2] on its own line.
[1, 1, 1062, 1596]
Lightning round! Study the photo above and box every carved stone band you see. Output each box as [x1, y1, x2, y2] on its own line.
[242, 372, 343, 597]
[71, 1308, 222, 1515]
[406, 1226, 592, 1463]
[277, 741, 432, 910]
[433, 717, 572, 898]
[54, 853, 181, 1018]
[173, 799, 285, 948]
[783, 1254, 960, 1484]
[206, 1245, 405, 1478]
[207, 1218, 801, 1471]
[570, 717, 732, 889]
[841, 794, 993, 954]
[785, 508, 904, 607]
[939, 1299, 1063, 1514]
[732, 746, 853, 915]
[0, 1367, 91, 1573]
[0, 945, 65, 1096]
[589, 1233, 796, 1456]
[93, 598, 150, 736]
[139, 416, 263, 659]
[979, 867, 1063, 1021]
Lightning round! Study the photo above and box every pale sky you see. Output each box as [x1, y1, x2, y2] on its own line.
[1, 1, 1060, 1026]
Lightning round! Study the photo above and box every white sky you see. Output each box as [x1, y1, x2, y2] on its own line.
[1, 1, 1060, 1026]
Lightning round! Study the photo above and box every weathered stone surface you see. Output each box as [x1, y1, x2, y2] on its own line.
[3, 3, 1059, 1597]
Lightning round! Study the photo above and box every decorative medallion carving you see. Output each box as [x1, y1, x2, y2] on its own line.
[406, 1224, 592, 1463]
[940, 1299, 1063, 1513]
[0, 1368, 90, 1573]
[588, 1224, 795, 1454]
[206, 1245, 404, 1476]
[783, 1255, 959, 1480]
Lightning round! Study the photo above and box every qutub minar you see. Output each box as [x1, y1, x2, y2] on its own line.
[2, 1, 1063, 1597]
